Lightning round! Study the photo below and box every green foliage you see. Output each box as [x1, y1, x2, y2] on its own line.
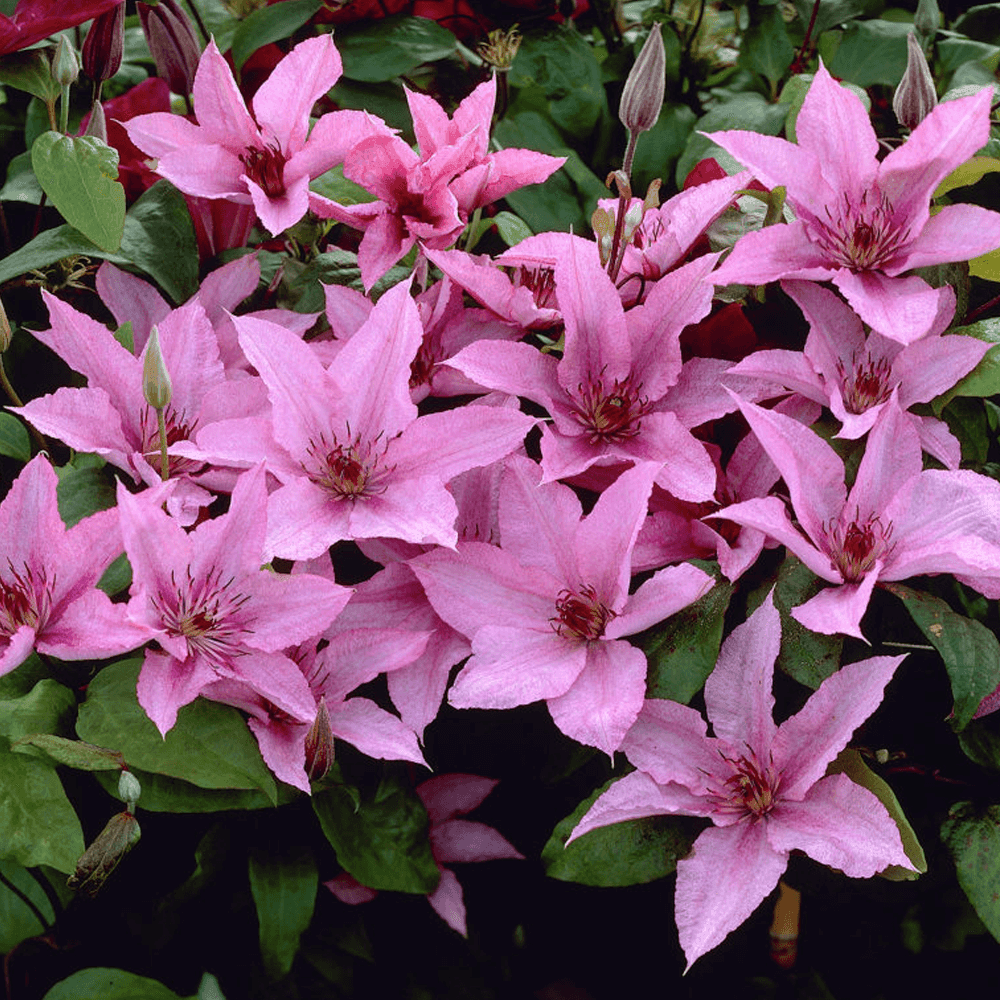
[541, 775, 705, 887]
[31, 132, 126, 253]
[0, 50, 61, 103]
[887, 583, 1000, 730]
[43, 968, 190, 1000]
[740, 3, 795, 88]
[231, 0, 323, 71]
[638, 567, 734, 705]
[76, 660, 279, 800]
[0, 411, 30, 462]
[336, 15, 457, 83]
[958, 711, 1000, 771]
[0, 859, 57, 951]
[941, 802, 1000, 943]
[828, 18, 913, 87]
[248, 840, 318, 980]
[933, 319, 1000, 412]
[313, 773, 439, 894]
[0, 678, 75, 743]
[55, 462, 116, 528]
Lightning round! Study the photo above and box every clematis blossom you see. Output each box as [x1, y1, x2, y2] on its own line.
[715, 395, 1000, 638]
[704, 62, 1000, 343]
[0, 454, 151, 677]
[124, 35, 391, 236]
[326, 773, 523, 935]
[568, 592, 913, 970]
[411, 456, 714, 756]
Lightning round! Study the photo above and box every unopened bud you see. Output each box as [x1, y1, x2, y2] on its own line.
[118, 770, 141, 811]
[51, 34, 80, 88]
[623, 200, 644, 241]
[138, 0, 201, 98]
[0, 295, 11, 353]
[84, 100, 108, 143]
[82, 3, 125, 84]
[893, 32, 937, 131]
[914, 0, 940, 40]
[304, 698, 335, 782]
[591, 206, 615, 266]
[619, 23, 665, 136]
[67, 810, 141, 897]
[143, 325, 172, 410]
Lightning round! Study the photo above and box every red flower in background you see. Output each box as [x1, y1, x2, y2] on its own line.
[0, 0, 124, 57]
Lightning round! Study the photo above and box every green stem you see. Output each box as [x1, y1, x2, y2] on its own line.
[156, 406, 169, 480]
[0, 354, 24, 407]
[59, 83, 70, 135]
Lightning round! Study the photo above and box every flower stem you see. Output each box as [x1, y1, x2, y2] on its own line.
[59, 84, 70, 135]
[156, 406, 169, 480]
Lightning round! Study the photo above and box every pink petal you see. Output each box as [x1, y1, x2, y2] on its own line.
[327, 697, 427, 765]
[893, 202, 1000, 273]
[426, 866, 467, 935]
[191, 39, 257, 150]
[136, 648, 218, 736]
[246, 171, 310, 236]
[326, 872, 378, 905]
[790, 570, 881, 640]
[418, 774, 498, 824]
[710, 221, 836, 288]
[430, 818, 523, 863]
[247, 716, 310, 793]
[832, 270, 947, 344]
[609, 562, 714, 638]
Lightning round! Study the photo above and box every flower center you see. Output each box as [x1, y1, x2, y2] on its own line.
[139, 405, 203, 477]
[825, 512, 895, 582]
[813, 189, 911, 271]
[0, 562, 52, 637]
[721, 752, 779, 818]
[306, 428, 393, 501]
[570, 373, 650, 444]
[154, 566, 253, 666]
[838, 352, 896, 414]
[512, 265, 557, 311]
[551, 584, 616, 640]
[239, 141, 287, 198]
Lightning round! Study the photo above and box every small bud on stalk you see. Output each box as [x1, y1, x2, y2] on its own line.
[138, 0, 201, 101]
[82, 3, 125, 92]
[618, 23, 665, 176]
[118, 770, 142, 812]
[0, 295, 12, 354]
[893, 32, 937, 132]
[84, 99, 108, 143]
[143, 325, 173, 480]
[914, 0, 940, 40]
[305, 698, 335, 782]
[51, 34, 80, 88]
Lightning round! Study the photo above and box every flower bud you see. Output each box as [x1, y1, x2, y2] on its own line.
[51, 34, 80, 88]
[84, 100, 108, 143]
[893, 32, 937, 132]
[118, 770, 141, 812]
[619, 23, 665, 136]
[0, 295, 12, 354]
[143, 325, 172, 410]
[304, 698, 335, 782]
[138, 0, 201, 98]
[82, 3, 125, 84]
[67, 810, 141, 897]
[914, 0, 940, 40]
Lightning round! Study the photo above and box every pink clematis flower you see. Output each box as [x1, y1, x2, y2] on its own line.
[321, 76, 563, 291]
[726, 280, 991, 468]
[116, 464, 350, 737]
[124, 35, 391, 236]
[716, 395, 1000, 638]
[704, 62, 1000, 343]
[444, 241, 720, 499]
[180, 278, 536, 560]
[326, 773, 523, 935]
[0, 455, 150, 677]
[568, 592, 913, 970]
[411, 456, 714, 756]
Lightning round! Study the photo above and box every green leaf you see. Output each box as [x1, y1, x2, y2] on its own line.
[0, 412, 30, 462]
[938, 37, 1000, 77]
[280, 248, 408, 311]
[56, 463, 116, 528]
[509, 26, 606, 136]
[97, 552, 132, 598]
[0, 49, 60, 103]
[337, 15, 457, 83]
[120, 180, 200, 303]
[958, 711, 1000, 771]
[638, 570, 734, 705]
[739, 4, 795, 86]
[941, 396, 989, 466]
[828, 19, 912, 88]
[0, 738, 85, 873]
[886, 583, 1000, 730]
[0, 223, 129, 287]
[249, 841, 318, 979]
[312, 774, 439, 893]
[0, 679, 76, 742]
[827, 749, 926, 880]
[12, 734, 124, 771]
[0, 859, 57, 952]
[931, 320, 1000, 412]
[114, 320, 134, 354]
[1, 149, 44, 204]
[941, 802, 1000, 943]
[493, 210, 534, 246]
[541, 775, 705, 887]
[955, 4, 1000, 45]
[231, 0, 323, 70]
[76, 660, 278, 800]
[42, 968, 187, 1000]
[310, 163, 376, 207]
[791, 0, 866, 37]
[31, 132, 126, 253]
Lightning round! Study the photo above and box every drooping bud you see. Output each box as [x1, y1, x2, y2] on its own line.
[914, 0, 940, 40]
[619, 23, 666, 138]
[84, 100, 108, 143]
[138, 0, 201, 99]
[51, 34, 80, 88]
[82, 3, 125, 84]
[893, 32, 937, 132]
[67, 810, 141, 897]
[0, 295, 12, 354]
[143, 325, 172, 410]
[304, 697, 335, 782]
[118, 770, 142, 813]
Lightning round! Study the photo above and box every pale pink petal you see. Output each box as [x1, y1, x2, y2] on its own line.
[327, 697, 427, 766]
[246, 171, 310, 236]
[418, 774, 498, 824]
[96, 262, 169, 348]
[122, 110, 204, 157]
[768, 773, 911, 876]
[247, 716, 310, 793]
[136, 647, 218, 736]
[326, 872, 378, 905]
[832, 270, 946, 345]
[357, 209, 413, 292]
[893, 203, 1000, 273]
[710, 221, 837, 289]
[790, 569, 880, 640]
[38, 590, 149, 661]
[472, 148, 565, 209]
[191, 39, 258, 149]
[155, 144, 247, 199]
[609, 562, 714, 638]
[0, 628, 37, 678]
[430, 819, 523, 863]
[894, 333, 992, 408]
[427, 866, 467, 935]
[446, 339, 560, 410]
